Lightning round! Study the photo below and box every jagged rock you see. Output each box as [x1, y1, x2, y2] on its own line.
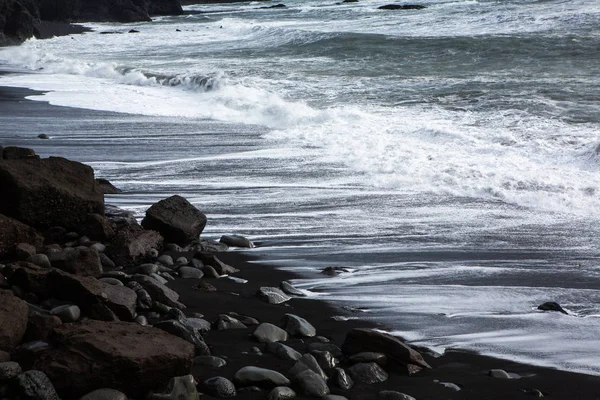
[0, 3, 37, 45]
[195, 253, 239, 275]
[0, 156, 103, 230]
[311, 350, 338, 369]
[32, 320, 194, 398]
[82, 214, 115, 241]
[341, 328, 430, 374]
[202, 376, 236, 398]
[153, 319, 208, 355]
[80, 388, 128, 400]
[195, 239, 229, 253]
[178, 267, 204, 279]
[265, 342, 302, 361]
[194, 356, 226, 368]
[0, 290, 28, 351]
[537, 302, 568, 315]
[12, 370, 59, 400]
[50, 304, 81, 322]
[292, 369, 329, 398]
[234, 366, 290, 388]
[219, 234, 254, 248]
[280, 281, 306, 297]
[141, 195, 206, 246]
[213, 314, 247, 330]
[332, 368, 353, 390]
[131, 274, 184, 309]
[378, 4, 425, 10]
[26, 254, 51, 269]
[0, 361, 22, 381]
[149, 375, 199, 400]
[281, 314, 316, 337]
[347, 362, 388, 384]
[257, 287, 291, 304]
[268, 386, 296, 400]
[253, 323, 288, 343]
[349, 352, 387, 366]
[0, 214, 43, 258]
[107, 229, 163, 267]
[95, 178, 121, 194]
[288, 354, 327, 381]
[378, 391, 416, 400]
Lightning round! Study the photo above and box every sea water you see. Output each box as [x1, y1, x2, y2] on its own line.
[1, 0, 600, 374]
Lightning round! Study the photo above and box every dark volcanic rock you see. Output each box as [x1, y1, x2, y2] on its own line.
[256, 287, 291, 304]
[95, 178, 121, 194]
[538, 301, 568, 315]
[347, 362, 388, 384]
[0, 290, 28, 351]
[234, 366, 290, 389]
[106, 229, 163, 267]
[332, 367, 353, 389]
[280, 313, 316, 337]
[52, 247, 103, 277]
[292, 369, 329, 398]
[203, 376, 236, 398]
[219, 234, 255, 248]
[0, 214, 43, 258]
[378, 4, 425, 10]
[0, 0, 37, 45]
[3, 146, 38, 160]
[23, 314, 62, 342]
[0, 156, 104, 230]
[141, 195, 206, 245]
[341, 328, 430, 375]
[131, 274, 184, 309]
[12, 370, 59, 400]
[153, 319, 208, 355]
[32, 320, 195, 399]
[82, 213, 115, 242]
[195, 252, 239, 275]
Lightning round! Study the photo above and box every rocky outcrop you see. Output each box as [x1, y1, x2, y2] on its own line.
[0, 290, 29, 351]
[0, 213, 43, 258]
[33, 320, 195, 398]
[0, 0, 38, 45]
[141, 195, 207, 245]
[0, 154, 104, 230]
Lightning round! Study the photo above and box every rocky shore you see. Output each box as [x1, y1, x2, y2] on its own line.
[2, 144, 600, 400]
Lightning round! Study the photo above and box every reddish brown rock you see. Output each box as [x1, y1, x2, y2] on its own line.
[23, 314, 62, 342]
[0, 156, 104, 230]
[341, 328, 431, 375]
[106, 229, 163, 267]
[0, 290, 29, 351]
[3, 262, 52, 298]
[3, 146, 38, 160]
[0, 214, 43, 258]
[50, 247, 103, 277]
[141, 195, 206, 246]
[81, 213, 115, 241]
[33, 320, 195, 398]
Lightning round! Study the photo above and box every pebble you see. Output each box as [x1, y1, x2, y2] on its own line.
[489, 369, 520, 379]
[27, 254, 51, 269]
[268, 386, 296, 400]
[178, 266, 204, 279]
[157, 255, 174, 266]
[89, 243, 106, 253]
[253, 323, 289, 343]
[50, 305, 81, 323]
[203, 376, 237, 398]
[99, 278, 124, 286]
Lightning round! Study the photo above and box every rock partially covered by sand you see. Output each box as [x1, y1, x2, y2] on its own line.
[142, 195, 206, 246]
[33, 320, 194, 398]
[0, 155, 104, 230]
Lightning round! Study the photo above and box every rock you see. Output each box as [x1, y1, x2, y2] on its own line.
[175, 256, 188, 266]
[332, 368, 353, 390]
[292, 369, 329, 398]
[139, 263, 159, 275]
[378, 4, 425, 10]
[307, 342, 343, 358]
[323, 396, 348, 400]
[311, 350, 338, 369]
[0, 156, 104, 230]
[135, 315, 148, 326]
[341, 328, 430, 374]
[23, 314, 62, 342]
[52, 247, 103, 277]
[0, 290, 28, 351]
[26, 254, 51, 269]
[131, 274, 184, 309]
[378, 391, 416, 400]
[202, 265, 221, 278]
[186, 317, 211, 333]
[234, 366, 290, 388]
[136, 288, 152, 309]
[80, 388, 128, 400]
[489, 369, 520, 379]
[253, 323, 289, 343]
[0, 214, 43, 258]
[99, 253, 116, 270]
[157, 254, 174, 266]
[349, 351, 387, 366]
[33, 320, 194, 398]
[141, 195, 206, 245]
[228, 312, 259, 325]
[538, 301, 568, 315]
[178, 266, 204, 279]
[0, 350, 9, 362]
[107, 229, 163, 267]
[213, 314, 247, 330]
[12, 370, 59, 400]
[149, 375, 199, 400]
[268, 386, 296, 400]
[95, 178, 122, 194]
[50, 304, 81, 322]
[219, 234, 254, 248]
[194, 356, 226, 368]
[258, 3, 285, 8]
[195, 252, 239, 275]
[3, 146, 38, 160]
[194, 280, 217, 291]
[99, 277, 123, 286]
[82, 214, 115, 242]
[153, 319, 208, 355]
[347, 362, 388, 384]
[37, 135, 50, 140]
[0, 361, 22, 381]
[265, 342, 302, 361]
[321, 266, 349, 276]
[288, 354, 327, 381]
[104, 205, 140, 232]
[203, 376, 236, 398]
[257, 287, 291, 305]
[0, 3, 37, 45]
[15, 243, 37, 260]
[280, 281, 306, 297]
[281, 314, 316, 337]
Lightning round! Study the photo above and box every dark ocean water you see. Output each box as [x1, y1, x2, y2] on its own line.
[1, 0, 600, 374]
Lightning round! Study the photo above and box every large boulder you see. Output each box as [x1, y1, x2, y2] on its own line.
[0, 156, 104, 230]
[106, 229, 163, 267]
[0, 214, 43, 258]
[0, 290, 28, 351]
[141, 195, 206, 246]
[341, 329, 430, 375]
[33, 320, 195, 398]
[0, 0, 37, 46]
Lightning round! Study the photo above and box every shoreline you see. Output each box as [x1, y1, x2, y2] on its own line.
[2, 84, 600, 398]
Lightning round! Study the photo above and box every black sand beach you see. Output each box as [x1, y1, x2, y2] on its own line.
[2, 84, 600, 399]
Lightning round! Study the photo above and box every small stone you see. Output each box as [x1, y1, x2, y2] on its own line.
[214, 315, 247, 330]
[150, 273, 168, 284]
[202, 265, 221, 278]
[134, 315, 148, 326]
[187, 317, 211, 333]
[257, 287, 291, 304]
[289, 354, 327, 381]
[268, 386, 296, 400]
[378, 391, 416, 400]
[99, 277, 124, 286]
[137, 289, 153, 310]
[203, 376, 236, 398]
[0, 361, 22, 381]
[253, 323, 289, 343]
[219, 234, 255, 248]
[228, 312, 259, 326]
[149, 248, 159, 258]
[14, 370, 59, 400]
[139, 263, 159, 275]
[266, 342, 302, 361]
[311, 350, 338, 369]
[194, 356, 227, 368]
[537, 302, 568, 315]
[50, 305, 81, 323]
[194, 281, 217, 292]
[26, 254, 51, 269]
[15, 243, 37, 260]
[164, 243, 182, 252]
[293, 369, 329, 398]
[281, 314, 316, 337]
[90, 243, 106, 253]
[38, 134, 50, 139]
[332, 368, 353, 390]
[99, 253, 116, 270]
[348, 362, 388, 384]
[234, 366, 290, 388]
[80, 388, 128, 400]
[280, 281, 306, 297]
[157, 255, 174, 266]
[489, 369, 520, 379]
[178, 267, 204, 279]
[149, 375, 199, 400]
[176, 257, 189, 266]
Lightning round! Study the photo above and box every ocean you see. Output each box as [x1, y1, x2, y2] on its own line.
[1, 0, 600, 375]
